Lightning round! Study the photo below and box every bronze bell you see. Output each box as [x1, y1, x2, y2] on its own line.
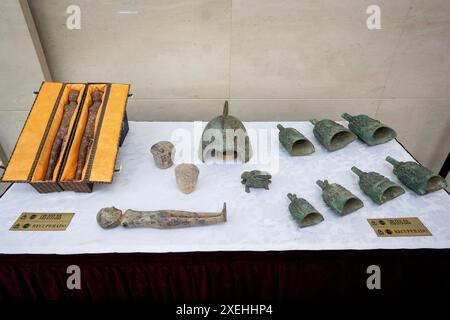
[277, 124, 315, 156]
[287, 193, 324, 228]
[316, 179, 364, 215]
[386, 156, 447, 195]
[342, 113, 397, 146]
[310, 119, 356, 152]
[351, 166, 405, 205]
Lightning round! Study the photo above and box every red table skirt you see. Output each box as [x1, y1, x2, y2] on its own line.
[0, 249, 449, 300]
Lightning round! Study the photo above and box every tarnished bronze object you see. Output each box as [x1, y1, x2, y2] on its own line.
[199, 101, 252, 162]
[386, 156, 447, 195]
[76, 90, 103, 180]
[45, 90, 79, 180]
[342, 113, 396, 146]
[351, 166, 405, 205]
[241, 170, 272, 193]
[287, 193, 324, 228]
[316, 179, 364, 215]
[97, 203, 227, 229]
[277, 124, 315, 156]
[310, 119, 356, 151]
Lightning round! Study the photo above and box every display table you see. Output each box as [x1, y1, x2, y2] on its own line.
[1, 121, 449, 300]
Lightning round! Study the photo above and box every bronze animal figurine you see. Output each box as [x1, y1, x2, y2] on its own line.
[241, 170, 272, 193]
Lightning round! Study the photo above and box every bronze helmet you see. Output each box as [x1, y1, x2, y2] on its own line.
[199, 101, 252, 162]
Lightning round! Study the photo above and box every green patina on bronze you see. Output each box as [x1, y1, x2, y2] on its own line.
[241, 170, 271, 193]
[97, 204, 227, 229]
[316, 179, 364, 215]
[351, 166, 405, 205]
[287, 193, 324, 228]
[277, 124, 315, 156]
[386, 156, 447, 195]
[199, 101, 252, 162]
[310, 119, 356, 151]
[342, 113, 397, 146]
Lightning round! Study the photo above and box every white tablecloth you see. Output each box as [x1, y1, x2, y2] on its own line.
[0, 121, 449, 254]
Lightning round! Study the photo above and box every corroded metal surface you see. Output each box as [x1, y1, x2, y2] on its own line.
[97, 204, 227, 229]
[277, 124, 315, 156]
[351, 166, 405, 205]
[76, 90, 103, 180]
[386, 156, 447, 195]
[342, 113, 396, 146]
[287, 193, 324, 228]
[316, 179, 363, 215]
[310, 119, 356, 151]
[45, 90, 79, 181]
[97, 206, 123, 229]
[199, 101, 252, 162]
[241, 170, 272, 193]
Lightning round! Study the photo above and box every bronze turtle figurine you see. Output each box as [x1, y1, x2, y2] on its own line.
[241, 170, 272, 193]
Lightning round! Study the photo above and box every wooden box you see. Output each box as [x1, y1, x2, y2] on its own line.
[1, 82, 130, 193]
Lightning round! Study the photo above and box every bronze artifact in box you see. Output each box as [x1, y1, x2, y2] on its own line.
[277, 124, 315, 156]
[287, 193, 324, 228]
[199, 101, 252, 162]
[386, 156, 447, 195]
[45, 90, 80, 180]
[97, 203, 227, 229]
[316, 179, 364, 215]
[151, 141, 175, 169]
[342, 113, 396, 146]
[75, 90, 103, 180]
[310, 119, 356, 151]
[241, 170, 272, 193]
[351, 166, 405, 205]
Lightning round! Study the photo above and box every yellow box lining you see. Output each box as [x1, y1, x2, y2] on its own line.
[2, 82, 63, 182]
[60, 84, 107, 181]
[51, 84, 86, 180]
[31, 83, 86, 182]
[88, 84, 129, 183]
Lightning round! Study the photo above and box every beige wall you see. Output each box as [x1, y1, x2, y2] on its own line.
[0, 0, 47, 158]
[0, 1, 449, 182]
